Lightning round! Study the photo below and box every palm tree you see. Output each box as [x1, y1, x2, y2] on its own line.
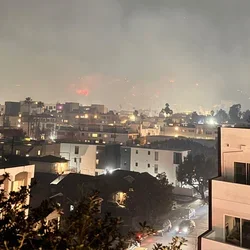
[37, 101, 44, 114]
[24, 97, 33, 137]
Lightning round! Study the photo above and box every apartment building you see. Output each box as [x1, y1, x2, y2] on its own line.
[199, 128, 250, 249]
[0, 164, 35, 208]
[162, 124, 218, 140]
[129, 147, 189, 186]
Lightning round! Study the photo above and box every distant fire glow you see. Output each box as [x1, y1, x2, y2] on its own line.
[76, 89, 89, 96]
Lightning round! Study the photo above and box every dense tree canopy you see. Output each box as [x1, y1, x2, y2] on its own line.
[177, 154, 217, 200]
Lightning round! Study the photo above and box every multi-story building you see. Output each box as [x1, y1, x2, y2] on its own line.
[5, 101, 20, 116]
[56, 125, 138, 145]
[162, 124, 218, 140]
[128, 147, 189, 185]
[199, 127, 250, 249]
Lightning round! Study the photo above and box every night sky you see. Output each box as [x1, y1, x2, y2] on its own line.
[1, 0, 250, 112]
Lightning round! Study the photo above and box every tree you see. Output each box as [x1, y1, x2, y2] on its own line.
[215, 109, 229, 124]
[125, 173, 173, 225]
[153, 237, 187, 250]
[210, 110, 215, 117]
[37, 101, 44, 114]
[133, 110, 139, 117]
[24, 97, 33, 137]
[162, 103, 173, 117]
[191, 111, 199, 123]
[229, 104, 241, 123]
[177, 154, 217, 200]
[242, 109, 250, 123]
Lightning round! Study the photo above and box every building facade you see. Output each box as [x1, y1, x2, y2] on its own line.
[129, 147, 189, 186]
[200, 128, 250, 249]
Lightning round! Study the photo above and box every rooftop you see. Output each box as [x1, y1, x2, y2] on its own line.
[29, 155, 68, 163]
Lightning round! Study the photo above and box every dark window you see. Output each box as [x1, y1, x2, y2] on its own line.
[148, 151, 151, 155]
[135, 162, 138, 167]
[124, 162, 127, 166]
[234, 162, 249, 184]
[82, 133, 85, 136]
[155, 151, 159, 161]
[154, 164, 158, 174]
[225, 216, 240, 246]
[98, 134, 102, 137]
[173, 152, 182, 164]
[136, 150, 138, 154]
[242, 219, 250, 248]
[148, 163, 150, 168]
[75, 146, 79, 154]
[79, 158, 81, 163]
[74, 158, 77, 163]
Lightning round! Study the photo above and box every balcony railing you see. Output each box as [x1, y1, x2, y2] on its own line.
[201, 231, 247, 250]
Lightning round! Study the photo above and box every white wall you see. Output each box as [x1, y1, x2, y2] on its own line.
[59, 143, 97, 175]
[221, 128, 250, 181]
[130, 147, 188, 186]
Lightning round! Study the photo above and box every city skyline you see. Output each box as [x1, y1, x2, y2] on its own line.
[1, 0, 250, 111]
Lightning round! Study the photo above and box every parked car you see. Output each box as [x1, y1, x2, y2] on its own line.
[175, 220, 196, 234]
[153, 220, 172, 236]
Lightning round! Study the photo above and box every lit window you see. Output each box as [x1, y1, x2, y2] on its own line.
[37, 150, 41, 156]
[15, 149, 20, 155]
[104, 134, 108, 138]
[92, 133, 98, 138]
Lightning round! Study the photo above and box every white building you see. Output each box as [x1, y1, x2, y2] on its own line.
[200, 128, 250, 249]
[130, 147, 189, 186]
[0, 164, 35, 208]
[42, 143, 97, 176]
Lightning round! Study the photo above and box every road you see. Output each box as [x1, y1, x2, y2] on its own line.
[141, 202, 208, 250]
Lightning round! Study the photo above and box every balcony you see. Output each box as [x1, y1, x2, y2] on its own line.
[212, 177, 250, 206]
[201, 231, 247, 250]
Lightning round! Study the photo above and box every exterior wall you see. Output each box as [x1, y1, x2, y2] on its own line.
[221, 128, 250, 182]
[120, 146, 131, 171]
[0, 164, 35, 207]
[30, 161, 69, 174]
[140, 127, 160, 137]
[201, 237, 245, 250]
[130, 147, 189, 185]
[201, 128, 250, 249]
[210, 178, 250, 243]
[59, 143, 97, 175]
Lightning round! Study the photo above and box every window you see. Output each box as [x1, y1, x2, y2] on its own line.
[70, 205, 74, 211]
[136, 150, 138, 154]
[155, 151, 159, 161]
[173, 152, 182, 164]
[234, 162, 247, 184]
[124, 148, 127, 152]
[37, 150, 41, 156]
[98, 134, 102, 137]
[92, 133, 98, 138]
[148, 151, 151, 155]
[74, 158, 77, 163]
[148, 163, 150, 168]
[124, 161, 127, 166]
[135, 162, 138, 167]
[79, 158, 81, 163]
[154, 164, 158, 174]
[82, 133, 85, 136]
[75, 146, 79, 154]
[225, 215, 250, 248]
[15, 149, 20, 155]
[111, 134, 116, 138]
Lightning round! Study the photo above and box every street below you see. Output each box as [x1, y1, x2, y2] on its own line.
[141, 201, 208, 250]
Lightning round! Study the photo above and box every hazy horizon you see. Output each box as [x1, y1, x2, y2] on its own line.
[1, 0, 250, 112]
